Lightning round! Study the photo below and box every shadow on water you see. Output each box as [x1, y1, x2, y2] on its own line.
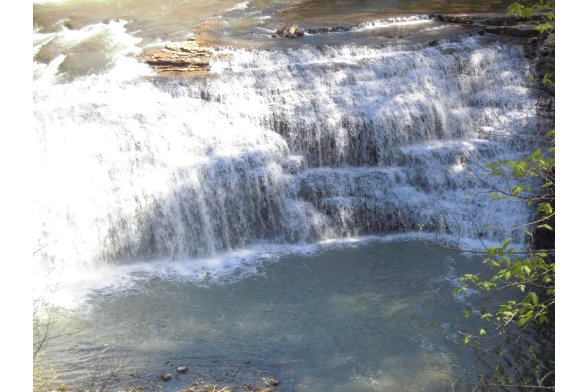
[36, 240, 553, 391]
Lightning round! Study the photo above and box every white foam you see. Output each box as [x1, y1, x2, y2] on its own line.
[35, 229, 515, 311]
[33, 19, 150, 86]
[351, 15, 434, 32]
[34, 234, 424, 309]
[228, 1, 249, 11]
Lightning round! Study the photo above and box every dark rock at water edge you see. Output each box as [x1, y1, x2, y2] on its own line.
[436, 13, 543, 26]
[435, 13, 551, 38]
[275, 24, 305, 38]
[306, 26, 350, 35]
[484, 24, 541, 37]
[523, 33, 555, 96]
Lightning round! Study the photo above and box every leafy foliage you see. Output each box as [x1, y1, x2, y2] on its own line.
[457, 129, 554, 331]
[507, 0, 555, 35]
[452, 4, 555, 388]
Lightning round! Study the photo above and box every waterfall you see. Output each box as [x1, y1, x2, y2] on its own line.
[33, 28, 540, 274]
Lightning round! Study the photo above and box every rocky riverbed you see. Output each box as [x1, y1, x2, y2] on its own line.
[36, 360, 282, 392]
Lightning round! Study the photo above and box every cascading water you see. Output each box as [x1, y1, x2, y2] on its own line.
[34, 28, 538, 279]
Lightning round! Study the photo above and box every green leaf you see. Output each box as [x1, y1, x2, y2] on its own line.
[530, 292, 539, 306]
[502, 238, 512, 250]
[537, 203, 553, 215]
[535, 22, 553, 34]
[522, 266, 531, 275]
[507, 2, 524, 17]
[517, 317, 530, 328]
[479, 328, 486, 336]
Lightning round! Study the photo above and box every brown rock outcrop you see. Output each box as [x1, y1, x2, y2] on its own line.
[138, 41, 212, 74]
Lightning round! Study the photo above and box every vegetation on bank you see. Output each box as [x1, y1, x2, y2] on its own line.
[452, 0, 555, 389]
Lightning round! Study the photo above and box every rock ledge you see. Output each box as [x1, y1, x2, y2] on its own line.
[138, 41, 212, 74]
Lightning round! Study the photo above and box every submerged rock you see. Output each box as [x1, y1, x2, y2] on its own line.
[161, 371, 173, 381]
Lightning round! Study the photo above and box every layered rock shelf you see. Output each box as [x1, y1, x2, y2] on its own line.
[138, 41, 212, 74]
[435, 13, 552, 37]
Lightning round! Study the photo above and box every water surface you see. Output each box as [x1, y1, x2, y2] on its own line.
[39, 239, 504, 391]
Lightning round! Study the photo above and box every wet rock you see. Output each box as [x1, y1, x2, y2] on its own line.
[436, 14, 471, 24]
[484, 24, 540, 37]
[436, 13, 542, 26]
[306, 26, 350, 34]
[137, 41, 212, 75]
[435, 13, 549, 38]
[202, 385, 232, 392]
[265, 377, 279, 387]
[276, 24, 304, 38]
[63, 20, 84, 30]
[177, 366, 189, 374]
[161, 371, 173, 381]
[540, 34, 555, 55]
[522, 33, 555, 96]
